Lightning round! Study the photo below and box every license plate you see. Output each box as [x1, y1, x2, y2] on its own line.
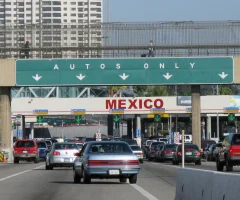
[23, 151, 27, 154]
[109, 170, 120, 175]
[64, 158, 70, 162]
[186, 152, 192, 155]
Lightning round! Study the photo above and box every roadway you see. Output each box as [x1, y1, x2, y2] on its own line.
[0, 160, 240, 200]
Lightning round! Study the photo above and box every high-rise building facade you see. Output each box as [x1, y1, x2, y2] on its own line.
[0, 0, 103, 57]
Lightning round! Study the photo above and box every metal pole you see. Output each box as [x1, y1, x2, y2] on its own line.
[217, 113, 219, 142]
[131, 118, 134, 139]
[122, 122, 123, 137]
[61, 120, 64, 139]
[182, 130, 185, 168]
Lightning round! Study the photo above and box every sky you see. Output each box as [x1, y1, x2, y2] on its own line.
[103, 0, 240, 22]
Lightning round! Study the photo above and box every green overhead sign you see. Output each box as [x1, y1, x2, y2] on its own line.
[154, 114, 161, 123]
[36, 115, 44, 123]
[228, 113, 235, 122]
[16, 57, 233, 86]
[75, 116, 82, 123]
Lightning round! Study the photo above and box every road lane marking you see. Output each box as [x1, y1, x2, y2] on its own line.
[127, 179, 159, 200]
[0, 165, 44, 182]
[131, 184, 159, 200]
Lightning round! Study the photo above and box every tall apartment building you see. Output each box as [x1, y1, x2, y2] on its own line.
[0, 0, 103, 57]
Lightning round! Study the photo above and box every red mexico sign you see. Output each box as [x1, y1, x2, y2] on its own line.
[106, 98, 164, 110]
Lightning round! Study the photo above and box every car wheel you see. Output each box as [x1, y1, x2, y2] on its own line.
[195, 160, 201, 165]
[175, 161, 179, 165]
[148, 158, 152, 161]
[139, 159, 143, 164]
[172, 160, 175, 165]
[226, 161, 233, 172]
[83, 169, 91, 184]
[14, 158, 19, 164]
[73, 170, 81, 183]
[129, 174, 137, 184]
[216, 159, 224, 171]
[119, 177, 127, 183]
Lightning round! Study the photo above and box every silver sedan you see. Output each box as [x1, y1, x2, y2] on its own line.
[45, 142, 80, 170]
[73, 141, 140, 184]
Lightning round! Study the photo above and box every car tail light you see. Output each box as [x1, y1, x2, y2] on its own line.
[229, 147, 233, 156]
[177, 152, 182, 156]
[196, 151, 201, 156]
[150, 151, 154, 154]
[53, 151, 60, 156]
[186, 148, 192, 151]
[74, 151, 80, 156]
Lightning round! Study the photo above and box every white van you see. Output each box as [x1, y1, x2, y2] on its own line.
[180, 135, 192, 143]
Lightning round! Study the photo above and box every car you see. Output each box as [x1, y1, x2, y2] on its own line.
[130, 145, 144, 163]
[158, 144, 178, 162]
[45, 142, 80, 170]
[36, 140, 48, 160]
[216, 133, 240, 171]
[172, 144, 201, 165]
[73, 141, 140, 184]
[13, 139, 39, 163]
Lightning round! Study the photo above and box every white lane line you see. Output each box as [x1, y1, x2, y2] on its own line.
[0, 165, 44, 182]
[131, 184, 159, 200]
[127, 179, 159, 200]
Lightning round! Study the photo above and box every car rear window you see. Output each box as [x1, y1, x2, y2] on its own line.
[76, 143, 83, 149]
[165, 144, 177, 149]
[130, 146, 141, 151]
[16, 141, 35, 148]
[54, 143, 78, 150]
[37, 142, 47, 148]
[88, 143, 132, 154]
[232, 135, 240, 145]
[45, 141, 52, 146]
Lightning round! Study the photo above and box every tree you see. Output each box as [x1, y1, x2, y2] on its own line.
[133, 86, 148, 97]
[107, 86, 127, 97]
[146, 86, 168, 96]
[219, 86, 234, 95]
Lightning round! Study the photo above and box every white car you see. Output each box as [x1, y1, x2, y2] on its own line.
[130, 145, 144, 163]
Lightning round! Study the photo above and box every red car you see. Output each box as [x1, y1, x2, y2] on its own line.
[13, 139, 39, 163]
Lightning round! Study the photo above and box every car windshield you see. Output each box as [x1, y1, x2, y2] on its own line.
[45, 141, 52, 146]
[76, 143, 83, 149]
[88, 143, 132, 154]
[130, 146, 141, 151]
[37, 142, 47, 148]
[16, 141, 35, 148]
[232, 134, 240, 145]
[54, 143, 78, 150]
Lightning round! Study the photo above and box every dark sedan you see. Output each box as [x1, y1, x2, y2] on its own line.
[172, 144, 201, 165]
[159, 144, 178, 162]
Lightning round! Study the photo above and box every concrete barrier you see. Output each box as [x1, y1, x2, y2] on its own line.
[175, 168, 214, 200]
[175, 168, 240, 200]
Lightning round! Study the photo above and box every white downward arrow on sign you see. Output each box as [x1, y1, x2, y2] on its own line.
[163, 73, 172, 80]
[32, 74, 42, 81]
[76, 74, 86, 81]
[119, 73, 129, 80]
[218, 72, 228, 79]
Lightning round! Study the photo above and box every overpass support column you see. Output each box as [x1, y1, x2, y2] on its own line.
[30, 123, 34, 139]
[0, 87, 12, 162]
[207, 116, 211, 140]
[127, 120, 132, 139]
[191, 85, 201, 148]
[22, 116, 26, 138]
[107, 115, 113, 136]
